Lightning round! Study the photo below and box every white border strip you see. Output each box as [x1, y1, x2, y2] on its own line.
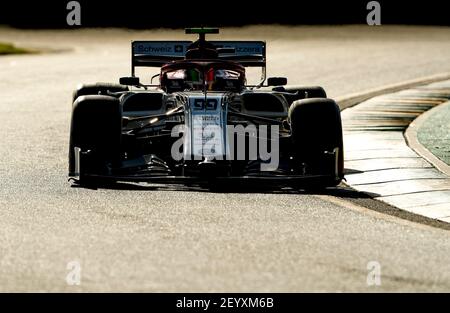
[336, 72, 450, 110]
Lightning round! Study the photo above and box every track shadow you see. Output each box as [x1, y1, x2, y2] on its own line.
[344, 168, 364, 175]
[69, 178, 450, 230]
[70, 178, 377, 198]
[71, 181, 161, 191]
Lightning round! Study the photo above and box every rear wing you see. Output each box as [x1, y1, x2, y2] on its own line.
[211, 41, 266, 67]
[131, 40, 266, 75]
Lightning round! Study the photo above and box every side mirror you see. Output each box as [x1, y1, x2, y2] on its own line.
[120, 76, 140, 86]
[267, 77, 287, 86]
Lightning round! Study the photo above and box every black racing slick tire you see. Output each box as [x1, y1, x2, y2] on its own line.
[288, 98, 344, 188]
[68, 95, 122, 178]
[273, 85, 327, 105]
[72, 83, 128, 103]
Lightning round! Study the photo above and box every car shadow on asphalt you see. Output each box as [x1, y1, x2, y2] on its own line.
[69, 175, 450, 230]
[70, 179, 376, 198]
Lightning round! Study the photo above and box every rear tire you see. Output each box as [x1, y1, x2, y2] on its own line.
[72, 83, 128, 103]
[69, 95, 123, 179]
[273, 85, 327, 105]
[288, 98, 343, 188]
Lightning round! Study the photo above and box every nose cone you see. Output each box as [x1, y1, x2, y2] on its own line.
[183, 94, 227, 163]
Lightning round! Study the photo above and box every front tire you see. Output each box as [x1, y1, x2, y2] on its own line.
[288, 98, 344, 188]
[69, 95, 123, 179]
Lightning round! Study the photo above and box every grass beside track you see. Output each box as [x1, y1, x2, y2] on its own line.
[0, 42, 33, 55]
[418, 102, 450, 166]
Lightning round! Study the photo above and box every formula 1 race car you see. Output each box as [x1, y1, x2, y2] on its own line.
[69, 27, 343, 189]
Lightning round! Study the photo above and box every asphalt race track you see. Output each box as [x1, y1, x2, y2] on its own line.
[1, 25, 450, 291]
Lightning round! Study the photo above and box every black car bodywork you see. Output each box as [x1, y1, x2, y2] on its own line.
[69, 28, 344, 189]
